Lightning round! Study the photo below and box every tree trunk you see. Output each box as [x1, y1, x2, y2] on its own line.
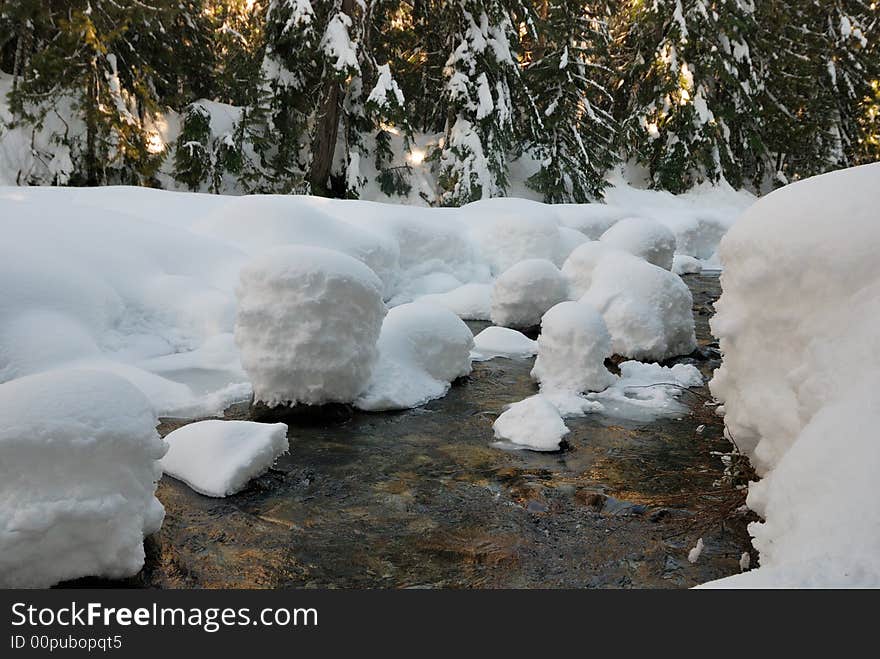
[308, 0, 356, 196]
[85, 57, 100, 186]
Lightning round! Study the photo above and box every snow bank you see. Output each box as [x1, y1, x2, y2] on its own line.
[417, 283, 492, 320]
[0, 370, 166, 588]
[490, 259, 569, 329]
[604, 176, 754, 262]
[703, 163, 880, 588]
[462, 199, 565, 274]
[235, 246, 386, 407]
[531, 301, 615, 393]
[471, 327, 537, 361]
[160, 420, 289, 497]
[493, 395, 569, 452]
[356, 303, 473, 411]
[553, 203, 629, 239]
[581, 252, 697, 361]
[0, 178, 744, 424]
[199, 195, 401, 298]
[0, 187, 249, 417]
[599, 216, 677, 270]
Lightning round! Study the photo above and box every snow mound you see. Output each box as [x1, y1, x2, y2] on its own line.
[356, 303, 473, 411]
[471, 327, 537, 361]
[160, 420, 289, 497]
[581, 252, 696, 361]
[235, 246, 386, 407]
[672, 254, 703, 275]
[490, 259, 568, 329]
[599, 216, 677, 270]
[560, 241, 621, 298]
[493, 394, 569, 452]
[417, 283, 492, 320]
[531, 301, 615, 393]
[703, 163, 880, 588]
[0, 370, 167, 588]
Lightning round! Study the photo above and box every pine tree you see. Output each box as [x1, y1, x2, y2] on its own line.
[616, 0, 765, 192]
[437, 1, 528, 205]
[5, 1, 186, 185]
[525, 1, 617, 202]
[756, 0, 879, 185]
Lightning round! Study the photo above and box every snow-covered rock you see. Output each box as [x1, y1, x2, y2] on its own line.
[490, 259, 568, 329]
[531, 301, 615, 393]
[493, 394, 569, 452]
[672, 254, 703, 275]
[0, 370, 167, 588]
[235, 246, 386, 408]
[471, 326, 537, 361]
[581, 252, 696, 361]
[599, 216, 677, 270]
[702, 163, 880, 588]
[356, 303, 473, 411]
[560, 241, 621, 299]
[160, 420, 289, 497]
[417, 283, 492, 321]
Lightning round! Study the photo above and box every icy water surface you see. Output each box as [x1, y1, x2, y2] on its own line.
[73, 273, 752, 588]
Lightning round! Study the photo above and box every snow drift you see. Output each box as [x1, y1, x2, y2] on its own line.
[703, 163, 880, 588]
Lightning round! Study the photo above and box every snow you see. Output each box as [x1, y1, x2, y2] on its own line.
[672, 254, 703, 275]
[581, 252, 697, 361]
[701, 163, 880, 588]
[490, 259, 569, 329]
[235, 246, 386, 408]
[462, 198, 565, 274]
[531, 301, 615, 394]
[589, 361, 703, 422]
[471, 327, 537, 361]
[199, 195, 401, 299]
[160, 420, 289, 498]
[553, 203, 630, 239]
[0, 370, 166, 588]
[557, 226, 591, 262]
[0, 178, 736, 426]
[599, 216, 677, 270]
[356, 303, 473, 411]
[560, 241, 622, 298]
[417, 283, 492, 320]
[493, 395, 569, 452]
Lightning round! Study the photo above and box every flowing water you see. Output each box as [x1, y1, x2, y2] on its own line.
[70, 273, 752, 589]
